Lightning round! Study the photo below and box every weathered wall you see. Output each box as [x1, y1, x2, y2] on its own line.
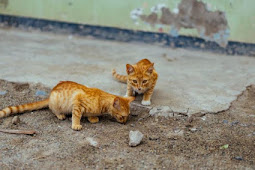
[0, 0, 254, 44]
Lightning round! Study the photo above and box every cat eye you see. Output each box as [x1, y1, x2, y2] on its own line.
[133, 80, 137, 83]
[143, 80, 148, 84]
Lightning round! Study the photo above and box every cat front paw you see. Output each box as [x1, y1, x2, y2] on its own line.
[72, 124, 82, 131]
[141, 100, 151, 106]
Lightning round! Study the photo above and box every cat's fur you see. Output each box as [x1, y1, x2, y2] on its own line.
[112, 59, 158, 105]
[0, 81, 135, 130]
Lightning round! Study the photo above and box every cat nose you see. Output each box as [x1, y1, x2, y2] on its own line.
[138, 87, 141, 90]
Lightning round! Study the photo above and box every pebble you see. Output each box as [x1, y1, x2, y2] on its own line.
[223, 120, 228, 124]
[234, 156, 243, 161]
[129, 130, 143, 147]
[166, 129, 184, 139]
[189, 128, 198, 132]
[149, 135, 159, 141]
[0, 91, 7, 95]
[86, 137, 98, 147]
[12, 116, 20, 125]
[240, 123, 248, 127]
[231, 121, 239, 126]
[35, 90, 47, 96]
[201, 116, 206, 121]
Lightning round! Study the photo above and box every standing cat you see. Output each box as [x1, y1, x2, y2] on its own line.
[0, 81, 135, 130]
[112, 59, 158, 105]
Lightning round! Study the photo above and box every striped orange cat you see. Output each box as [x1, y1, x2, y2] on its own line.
[0, 81, 135, 130]
[112, 59, 158, 105]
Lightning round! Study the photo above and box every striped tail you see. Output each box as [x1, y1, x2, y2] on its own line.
[0, 99, 49, 118]
[112, 69, 127, 83]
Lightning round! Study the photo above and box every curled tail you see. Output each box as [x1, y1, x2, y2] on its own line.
[112, 69, 127, 83]
[0, 99, 49, 118]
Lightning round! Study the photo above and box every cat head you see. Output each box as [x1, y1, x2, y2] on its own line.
[126, 63, 154, 94]
[111, 96, 135, 123]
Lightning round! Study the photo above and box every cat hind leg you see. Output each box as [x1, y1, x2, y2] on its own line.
[88, 116, 99, 123]
[56, 114, 66, 120]
[51, 109, 66, 120]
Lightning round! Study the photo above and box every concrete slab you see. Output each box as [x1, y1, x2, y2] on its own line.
[0, 28, 255, 115]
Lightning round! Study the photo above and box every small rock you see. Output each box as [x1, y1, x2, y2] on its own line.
[35, 90, 47, 96]
[234, 156, 243, 161]
[166, 129, 184, 139]
[231, 121, 239, 126]
[0, 91, 7, 95]
[189, 128, 198, 132]
[129, 130, 143, 147]
[130, 124, 135, 127]
[149, 135, 159, 141]
[201, 116, 206, 121]
[240, 123, 248, 127]
[12, 116, 20, 125]
[223, 120, 228, 124]
[86, 137, 98, 147]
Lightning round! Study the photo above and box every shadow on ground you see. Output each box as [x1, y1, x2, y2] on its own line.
[0, 79, 254, 169]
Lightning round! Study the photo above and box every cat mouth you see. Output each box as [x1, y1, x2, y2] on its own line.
[115, 116, 128, 124]
[135, 89, 144, 94]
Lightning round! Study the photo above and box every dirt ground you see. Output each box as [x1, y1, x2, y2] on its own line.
[0, 79, 254, 169]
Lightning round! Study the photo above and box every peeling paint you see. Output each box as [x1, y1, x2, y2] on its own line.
[130, 8, 144, 25]
[131, 0, 230, 47]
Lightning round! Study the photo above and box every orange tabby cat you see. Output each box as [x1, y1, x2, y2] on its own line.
[0, 81, 135, 130]
[112, 59, 158, 105]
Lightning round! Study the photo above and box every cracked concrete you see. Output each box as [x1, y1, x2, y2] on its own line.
[0, 28, 255, 115]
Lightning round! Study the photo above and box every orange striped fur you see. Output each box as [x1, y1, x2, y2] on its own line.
[112, 69, 127, 83]
[112, 59, 158, 106]
[0, 81, 135, 131]
[0, 99, 48, 118]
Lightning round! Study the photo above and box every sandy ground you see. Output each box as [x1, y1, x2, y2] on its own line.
[0, 28, 255, 115]
[0, 79, 254, 169]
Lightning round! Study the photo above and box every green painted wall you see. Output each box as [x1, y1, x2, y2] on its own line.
[0, 0, 254, 43]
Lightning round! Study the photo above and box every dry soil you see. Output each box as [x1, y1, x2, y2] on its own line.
[0, 79, 254, 169]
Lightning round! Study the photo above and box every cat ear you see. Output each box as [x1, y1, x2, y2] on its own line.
[146, 63, 154, 74]
[113, 97, 121, 110]
[125, 96, 135, 104]
[126, 64, 135, 75]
